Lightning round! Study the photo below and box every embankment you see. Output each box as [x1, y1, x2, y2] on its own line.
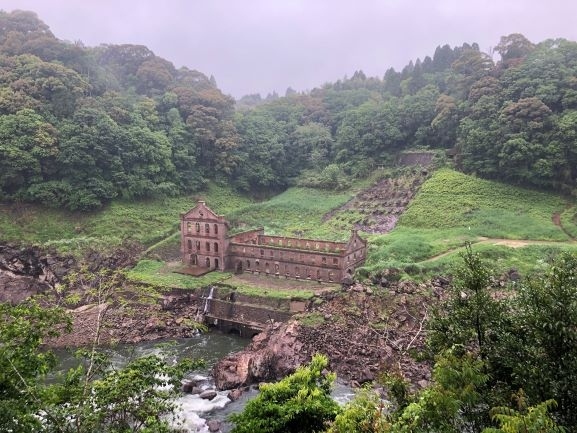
[213, 278, 448, 390]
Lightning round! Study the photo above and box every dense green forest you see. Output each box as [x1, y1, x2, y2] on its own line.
[2, 10, 577, 210]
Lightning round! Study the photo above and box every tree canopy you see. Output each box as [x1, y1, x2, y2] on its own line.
[2, 8, 577, 207]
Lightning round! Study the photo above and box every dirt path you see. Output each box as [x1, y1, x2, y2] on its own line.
[420, 237, 577, 264]
[552, 211, 576, 241]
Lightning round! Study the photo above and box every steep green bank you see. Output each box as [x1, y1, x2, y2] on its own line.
[4, 166, 577, 282]
[0, 183, 253, 254]
[362, 168, 577, 278]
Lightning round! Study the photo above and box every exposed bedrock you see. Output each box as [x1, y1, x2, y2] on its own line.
[214, 279, 449, 390]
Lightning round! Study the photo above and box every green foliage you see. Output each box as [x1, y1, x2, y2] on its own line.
[328, 387, 390, 433]
[391, 349, 489, 433]
[330, 349, 488, 433]
[296, 312, 327, 327]
[46, 353, 201, 433]
[400, 169, 567, 239]
[428, 244, 506, 360]
[3, 15, 577, 211]
[0, 11, 239, 211]
[126, 259, 231, 289]
[360, 168, 575, 279]
[297, 164, 352, 191]
[0, 300, 201, 433]
[219, 280, 317, 300]
[427, 248, 577, 431]
[227, 186, 355, 241]
[512, 252, 577, 428]
[0, 301, 70, 431]
[0, 182, 253, 254]
[230, 354, 340, 433]
[483, 392, 565, 433]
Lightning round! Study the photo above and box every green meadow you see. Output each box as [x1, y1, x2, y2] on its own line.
[2, 167, 577, 283]
[361, 169, 577, 278]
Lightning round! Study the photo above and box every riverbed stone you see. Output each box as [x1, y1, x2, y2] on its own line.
[199, 390, 218, 400]
[207, 419, 221, 432]
[181, 379, 195, 393]
[227, 388, 244, 401]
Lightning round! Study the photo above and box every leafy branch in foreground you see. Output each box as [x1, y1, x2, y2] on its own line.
[0, 269, 204, 432]
[230, 353, 340, 433]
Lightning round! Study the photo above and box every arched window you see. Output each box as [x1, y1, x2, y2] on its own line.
[206, 242, 210, 252]
[196, 240, 201, 250]
[195, 222, 200, 232]
[214, 242, 219, 253]
[187, 239, 192, 251]
[205, 223, 210, 234]
[187, 222, 192, 233]
[205, 257, 210, 267]
[214, 224, 218, 234]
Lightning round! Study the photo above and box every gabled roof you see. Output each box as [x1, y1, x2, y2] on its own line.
[182, 200, 222, 220]
[344, 229, 367, 251]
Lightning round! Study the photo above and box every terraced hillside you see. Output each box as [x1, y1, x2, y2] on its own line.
[322, 170, 429, 234]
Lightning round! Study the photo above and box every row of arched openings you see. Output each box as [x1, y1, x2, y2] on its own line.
[187, 240, 219, 253]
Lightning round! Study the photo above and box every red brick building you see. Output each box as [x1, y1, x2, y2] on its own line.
[181, 201, 367, 282]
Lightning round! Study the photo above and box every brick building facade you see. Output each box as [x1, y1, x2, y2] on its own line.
[180, 201, 367, 282]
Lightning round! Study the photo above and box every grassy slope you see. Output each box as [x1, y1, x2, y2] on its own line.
[362, 168, 577, 277]
[227, 187, 356, 241]
[3, 167, 577, 283]
[0, 183, 254, 254]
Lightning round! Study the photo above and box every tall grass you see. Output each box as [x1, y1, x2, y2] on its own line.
[362, 169, 574, 279]
[399, 169, 568, 240]
[3, 167, 576, 281]
[0, 183, 254, 254]
[227, 187, 355, 241]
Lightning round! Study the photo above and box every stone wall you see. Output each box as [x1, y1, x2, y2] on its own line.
[207, 298, 292, 325]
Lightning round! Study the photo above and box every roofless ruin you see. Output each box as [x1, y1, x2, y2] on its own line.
[180, 201, 367, 283]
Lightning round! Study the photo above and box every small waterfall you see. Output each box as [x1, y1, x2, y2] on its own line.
[203, 286, 215, 314]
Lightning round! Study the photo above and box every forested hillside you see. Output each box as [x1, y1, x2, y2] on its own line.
[0, 10, 237, 210]
[235, 35, 577, 195]
[2, 10, 577, 211]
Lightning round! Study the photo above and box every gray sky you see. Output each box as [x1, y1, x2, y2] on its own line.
[2, 0, 577, 98]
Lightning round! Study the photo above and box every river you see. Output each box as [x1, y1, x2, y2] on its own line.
[53, 331, 355, 432]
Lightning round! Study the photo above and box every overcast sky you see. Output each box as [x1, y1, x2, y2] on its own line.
[2, 0, 577, 98]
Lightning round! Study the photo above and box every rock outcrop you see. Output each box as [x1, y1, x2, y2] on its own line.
[0, 244, 74, 303]
[214, 279, 448, 390]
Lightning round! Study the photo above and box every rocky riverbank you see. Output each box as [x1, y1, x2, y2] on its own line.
[0, 243, 73, 303]
[214, 278, 449, 391]
[0, 242, 206, 347]
[1, 241, 445, 393]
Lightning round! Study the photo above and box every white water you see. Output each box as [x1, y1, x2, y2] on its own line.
[53, 333, 357, 432]
[202, 286, 215, 314]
